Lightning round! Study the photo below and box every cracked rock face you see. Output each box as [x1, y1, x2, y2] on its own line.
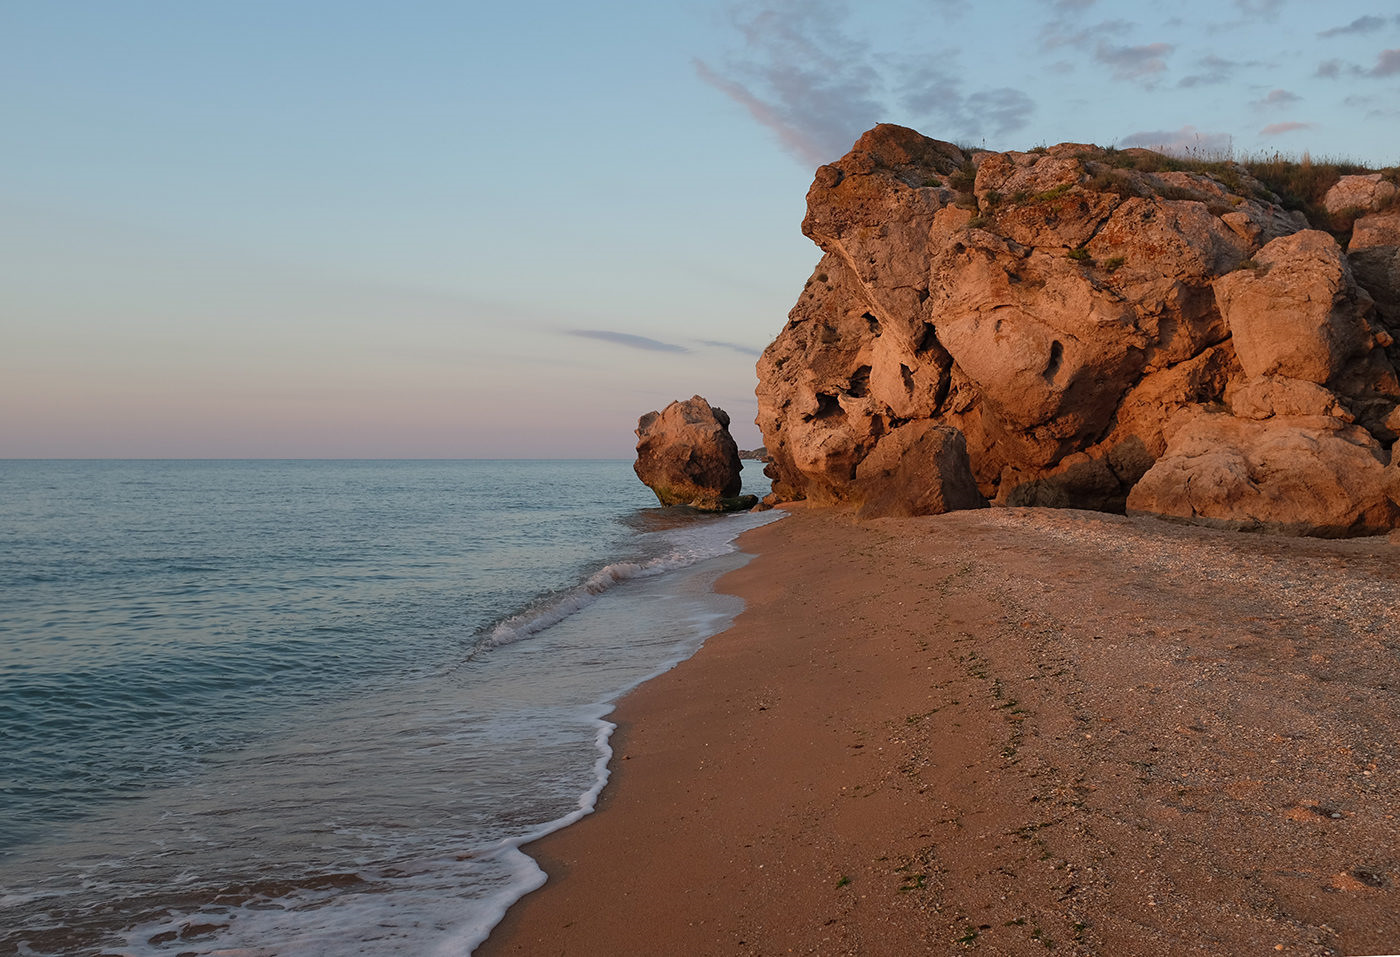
[756, 124, 1400, 534]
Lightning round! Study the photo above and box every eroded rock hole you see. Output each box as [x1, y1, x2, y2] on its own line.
[807, 392, 843, 421]
[915, 323, 945, 356]
[863, 312, 882, 336]
[900, 363, 915, 394]
[847, 365, 871, 398]
[1045, 339, 1064, 380]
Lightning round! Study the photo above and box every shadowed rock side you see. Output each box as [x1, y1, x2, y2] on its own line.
[757, 123, 1400, 534]
[635, 395, 754, 511]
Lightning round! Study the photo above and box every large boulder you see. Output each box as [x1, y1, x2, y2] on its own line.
[756, 124, 1400, 534]
[634, 396, 748, 511]
[850, 422, 986, 520]
[1126, 410, 1400, 537]
[1322, 173, 1398, 216]
[1213, 231, 1381, 385]
[1349, 209, 1400, 328]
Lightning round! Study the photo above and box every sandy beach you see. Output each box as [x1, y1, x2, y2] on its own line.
[480, 504, 1400, 956]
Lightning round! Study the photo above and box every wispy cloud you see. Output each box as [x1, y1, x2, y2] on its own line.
[898, 69, 1035, 141]
[1095, 41, 1174, 81]
[1370, 48, 1400, 76]
[1318, 15, 1389, 38]
[1120, 125, 1234, 154]
[1260, 121, 1313, 136]
[1234, 0, 1286, 18]
[696, 339, 763, 357]
[1318, 47, 1400, 79]
[1040, 18, 1131, 52]
[692, 60, 837, 167]
[569, 330, 691, 354]
[693, 0, 884, 166]
[967, 88, 1036, 136]
[1254, 88, 1300, 108]
[697, 0, 1038, 163]
[1178, 53, 1239, 87]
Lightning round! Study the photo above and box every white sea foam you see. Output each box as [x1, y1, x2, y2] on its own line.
[452, 713, 617, 953]
[99, 526, 777, 957]
[478, 510, 778, 652]
[461, 510, 784, 951]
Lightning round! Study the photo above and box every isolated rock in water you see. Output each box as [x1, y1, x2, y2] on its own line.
[755, 123, 1400, 533]
[634, 396, 745, 510]
[1126, 410, 1400, 537]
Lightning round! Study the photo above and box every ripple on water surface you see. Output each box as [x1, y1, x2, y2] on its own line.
[0, 459, 775, 954]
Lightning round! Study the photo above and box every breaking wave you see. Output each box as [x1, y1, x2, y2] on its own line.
[476, 510, 778, 652]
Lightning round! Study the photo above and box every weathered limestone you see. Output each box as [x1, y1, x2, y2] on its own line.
[634, 396, 750, 511]
[1322, 173, 1398, 216]
[1126, 411, 1400, 537]
[756, 124, 1400, 533]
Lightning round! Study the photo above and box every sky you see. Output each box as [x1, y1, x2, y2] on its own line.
[4, 0, 1400, 458]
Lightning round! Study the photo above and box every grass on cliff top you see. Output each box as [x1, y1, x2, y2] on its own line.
[947, 139, 1397, 242]
[1097, 145, 1399, 236]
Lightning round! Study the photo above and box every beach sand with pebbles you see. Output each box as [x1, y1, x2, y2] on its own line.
[480, 504, 1400, 956]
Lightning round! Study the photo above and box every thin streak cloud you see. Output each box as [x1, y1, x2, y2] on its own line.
[1317, 49, 1400, 79]
[1254, 88, 1301, 108]
[1178, 54, 1239, 87]
[568, 330, 691, 354]
[1260, 121, 1313, 136]
[696, 339, 764, 357]
[1234, 0, 1286, 17]
[1095, 41, 1174, 81]
[1318, 15, 1389, 38]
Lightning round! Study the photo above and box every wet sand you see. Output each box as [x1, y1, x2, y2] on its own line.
[480, 504, 1400, 956]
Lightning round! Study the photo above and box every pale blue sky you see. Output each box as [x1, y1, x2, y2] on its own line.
[4, 0, 1399, 457]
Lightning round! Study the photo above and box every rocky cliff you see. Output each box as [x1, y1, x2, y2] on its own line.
[756, 124, 1400, 535]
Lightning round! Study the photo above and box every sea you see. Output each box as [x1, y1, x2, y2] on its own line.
[0, 459, 777, 956]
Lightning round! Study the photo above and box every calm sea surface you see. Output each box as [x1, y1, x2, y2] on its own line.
[0, 459, 776, 955]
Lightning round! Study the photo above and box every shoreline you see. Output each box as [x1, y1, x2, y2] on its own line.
[479, 504, 1400, 956]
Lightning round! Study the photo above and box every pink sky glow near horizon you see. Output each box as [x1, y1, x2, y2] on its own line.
[5, 1, 1399, 457]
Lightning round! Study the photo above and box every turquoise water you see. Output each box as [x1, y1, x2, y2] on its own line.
[0, 459, 775, 955]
